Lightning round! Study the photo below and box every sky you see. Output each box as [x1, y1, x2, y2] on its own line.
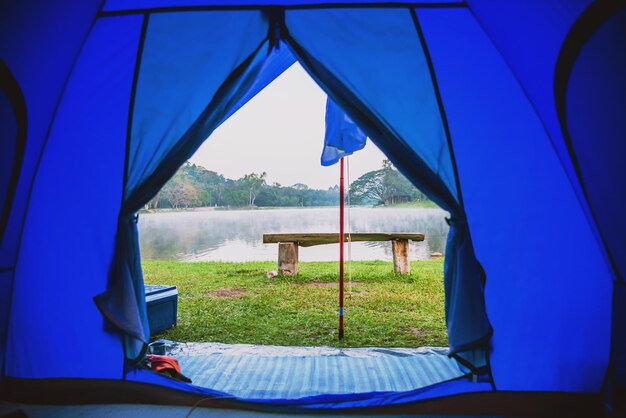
[189, 63, 388, 190]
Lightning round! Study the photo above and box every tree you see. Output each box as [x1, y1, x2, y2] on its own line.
[158, 169, 201, 209]
[193, 166, 226, 206]
[179, 182, 200, 208]
[292, 183, 310, 206]
[240, 172, 267, 206]
[349, 170, 388, 205]
[160, 176, 186, 209]
[349, 160, 421, 205]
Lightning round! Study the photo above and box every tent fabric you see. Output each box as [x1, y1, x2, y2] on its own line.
[0, 0, 102, 269]
[0, 0, 103, 377]
[320, 98, 367, 166]
[6, 14, 141, 379]
[416, 6, 612, 391]
[464, 0, 605, 265]
[465, 0, 592, 190]
[0, 0, 624, 413]
[0, 271, 11, 379]
[466, 1, 617, 297]
[610, 283, 626, 412]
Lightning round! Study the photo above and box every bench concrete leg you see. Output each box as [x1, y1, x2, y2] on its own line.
[392, 239, 410, 274]
[278, 242, 298, 276]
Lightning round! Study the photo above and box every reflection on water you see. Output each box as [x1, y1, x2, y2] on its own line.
[139, 207, 449, 262]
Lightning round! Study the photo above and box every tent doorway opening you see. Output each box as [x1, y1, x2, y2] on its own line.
[136, 60, 467, 400]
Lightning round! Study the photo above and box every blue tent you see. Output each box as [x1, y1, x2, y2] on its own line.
[1, 0, 624, 415]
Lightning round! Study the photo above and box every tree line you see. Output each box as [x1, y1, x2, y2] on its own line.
[349, 160, 430, 205]
[146, 160, 431, 209]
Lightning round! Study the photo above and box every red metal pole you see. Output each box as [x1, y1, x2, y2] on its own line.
[339, 157, 345, 339]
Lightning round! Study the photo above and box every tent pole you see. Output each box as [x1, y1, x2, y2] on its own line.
[339, 157, 345, 339]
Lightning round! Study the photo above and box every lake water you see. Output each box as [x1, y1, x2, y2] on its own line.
[138, 207, 449, 262]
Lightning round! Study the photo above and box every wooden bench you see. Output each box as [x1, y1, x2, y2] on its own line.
[262, 233, 425, 276]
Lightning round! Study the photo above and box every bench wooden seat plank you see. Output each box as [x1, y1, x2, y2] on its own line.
[263, 232, 424, 247]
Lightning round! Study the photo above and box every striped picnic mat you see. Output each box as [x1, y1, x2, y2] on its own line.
[173, 344, 464, 400]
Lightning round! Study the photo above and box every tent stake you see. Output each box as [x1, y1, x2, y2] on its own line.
[339, 157, 345, 339]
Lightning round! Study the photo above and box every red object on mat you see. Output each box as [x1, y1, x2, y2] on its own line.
[147, 354, 192, 383]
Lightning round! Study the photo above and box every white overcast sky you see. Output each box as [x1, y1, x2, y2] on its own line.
[189, 63, 388, 190]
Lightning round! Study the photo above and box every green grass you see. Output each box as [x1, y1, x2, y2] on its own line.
[143, 260, 447, 347]
[382, 200, 440, 209]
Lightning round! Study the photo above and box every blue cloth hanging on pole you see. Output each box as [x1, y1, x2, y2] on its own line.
[321, 98, 367, 166]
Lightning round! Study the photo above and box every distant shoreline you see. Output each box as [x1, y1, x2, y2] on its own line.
[139, 202, 440, 214]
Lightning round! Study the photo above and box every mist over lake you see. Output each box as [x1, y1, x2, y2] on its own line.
[138, 207, 449, 262]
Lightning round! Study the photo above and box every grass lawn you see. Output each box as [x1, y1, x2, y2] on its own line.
[143, 259, 447, 347]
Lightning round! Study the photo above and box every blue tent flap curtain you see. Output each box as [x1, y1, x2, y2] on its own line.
[94, 9, 272, 361]
[0, 0, 624, 415]
[285, 7, 491, 366]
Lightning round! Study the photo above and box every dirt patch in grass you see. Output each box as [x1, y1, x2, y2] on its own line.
[206, 288, 248, 298]
[409, 327, 427, 338]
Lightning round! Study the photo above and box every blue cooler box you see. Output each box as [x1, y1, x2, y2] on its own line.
[145, 284, 178, 336]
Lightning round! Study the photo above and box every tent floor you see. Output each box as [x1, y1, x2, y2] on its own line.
[0, 401, 352, 418]
[167, 343, 463, 400]
[0, 394, 604, 418]
[0, 384, 604, 417]
[0, 401, 498, 417]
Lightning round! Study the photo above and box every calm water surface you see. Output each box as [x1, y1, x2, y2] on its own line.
[139, 207, 449, 262]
